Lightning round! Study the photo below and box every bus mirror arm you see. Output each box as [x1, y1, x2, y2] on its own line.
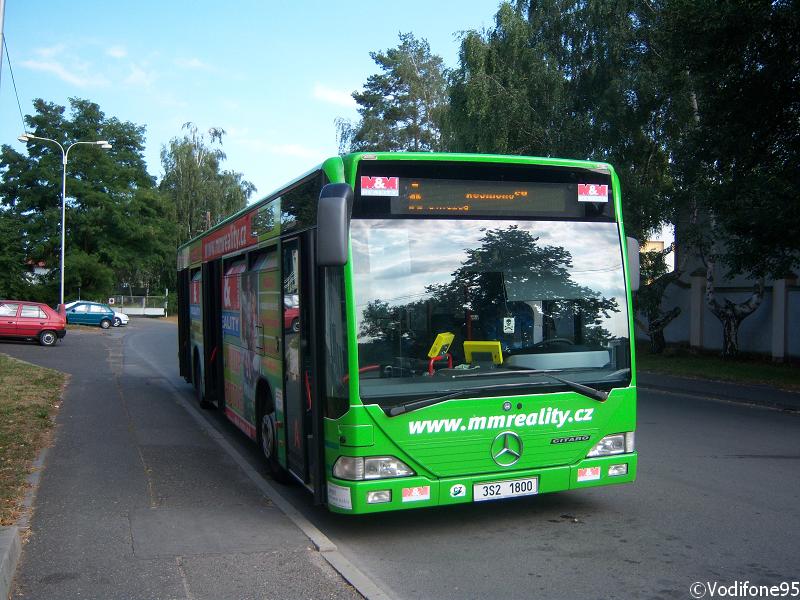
[317, 183, 353, 267]
[626, 237, 640, 292]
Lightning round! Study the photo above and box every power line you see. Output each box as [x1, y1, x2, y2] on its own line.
[3, 36, 27, 133]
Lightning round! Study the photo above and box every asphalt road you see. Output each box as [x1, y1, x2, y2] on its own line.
[4, 320, 800, 599]
[1, 324, 360, 600]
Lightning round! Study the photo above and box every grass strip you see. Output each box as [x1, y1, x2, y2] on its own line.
[637, 350, 800, 392]
[0, 354, 67, 525]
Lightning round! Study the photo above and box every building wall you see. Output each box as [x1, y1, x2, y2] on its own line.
[788, 289, 800, 358]
[637, 279, 798, 359]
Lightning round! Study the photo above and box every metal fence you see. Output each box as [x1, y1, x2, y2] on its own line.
[109, 295, 167, 317]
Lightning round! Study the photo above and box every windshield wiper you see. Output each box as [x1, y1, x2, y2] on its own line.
[453, 368, 608, 403]
[545, 375, 608, 402]
[386, 382, 550, 417]
[387, 370, 609, 417]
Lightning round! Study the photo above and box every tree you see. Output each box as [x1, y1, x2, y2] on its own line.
[447, 0, 800, 356]
[160, 123, 255, 245]
[447, 3, 574, 157]
[655, 0, 800, 355]
[0, 208, 29, 298]
[337, 33, 448, 153]
[0, 98, 175, 302]
[634, 244, 686, 353]
[447, 0, 673, 242]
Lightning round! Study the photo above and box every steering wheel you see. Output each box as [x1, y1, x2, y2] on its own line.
[533, 337, 574, 347]
[341, 362, 416, 383]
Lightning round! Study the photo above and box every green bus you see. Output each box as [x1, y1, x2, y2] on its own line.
[176, 153, 639, 514]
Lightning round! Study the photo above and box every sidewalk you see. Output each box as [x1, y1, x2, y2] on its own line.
[0, 329, 362, 600]
[638, 371, 800, 412]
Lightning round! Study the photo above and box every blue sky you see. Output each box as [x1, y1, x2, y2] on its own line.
[0, 0, 500, 200]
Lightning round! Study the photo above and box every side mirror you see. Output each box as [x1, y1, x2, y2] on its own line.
[626, 237, 640, 292]
[317, 183, 353, 267]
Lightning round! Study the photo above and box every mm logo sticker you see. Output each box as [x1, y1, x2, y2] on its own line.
[577, 467, 601, 482]
[402, 486, 430, 502]
[360, 176, 400, 196]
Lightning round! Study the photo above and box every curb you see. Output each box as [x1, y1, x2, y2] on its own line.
[0, 527, 21, 599]
[129, 343, 393, 600]
[165, 385, 393, 600]
[0, 447, 50, 599]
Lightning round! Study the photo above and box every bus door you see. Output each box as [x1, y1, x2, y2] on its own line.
[281, 237, 314, 485]
[202, 259, 224, 407]
[177, 268, 191, 380]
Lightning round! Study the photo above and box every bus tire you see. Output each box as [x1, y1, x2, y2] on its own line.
[256, 383, 289, 483]
[194, 355, 212, 409]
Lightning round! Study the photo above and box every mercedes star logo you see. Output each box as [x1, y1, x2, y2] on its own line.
[491, 431, 523, 467]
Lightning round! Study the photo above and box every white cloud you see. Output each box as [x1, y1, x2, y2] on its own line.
[312, 82, 356, 108]
[20, 59, 107, 88]
[34, 45, 66, 59]
[230, 133, 324, 160]
[124, 64, 157, 88]
[174, 57, 212, 70]
[106, 46, 127, 59]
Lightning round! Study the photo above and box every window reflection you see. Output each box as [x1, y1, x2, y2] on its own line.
[350, 219, 630, 403]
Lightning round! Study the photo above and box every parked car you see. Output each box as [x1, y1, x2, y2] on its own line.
[64, 301, 129, 327]
[112, 310, 129, 327]
[64, 301, 116, 329]
[283, 295, 300, 333]
[0, 300, 66, 346]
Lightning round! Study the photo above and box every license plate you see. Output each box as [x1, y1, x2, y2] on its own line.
[473, 477, 538, 502]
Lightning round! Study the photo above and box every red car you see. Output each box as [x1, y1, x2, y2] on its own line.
[0, 300, 67, 346]
[283, 295, 300, 333]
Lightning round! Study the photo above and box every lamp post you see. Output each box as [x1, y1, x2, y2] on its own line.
[18, 133, 112, 305]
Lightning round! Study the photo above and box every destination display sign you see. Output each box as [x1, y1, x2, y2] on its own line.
[387, 178, 570, 216]
[353, 161, 615, 220]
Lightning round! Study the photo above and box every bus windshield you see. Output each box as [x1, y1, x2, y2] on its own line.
[350, 218, 631, 406]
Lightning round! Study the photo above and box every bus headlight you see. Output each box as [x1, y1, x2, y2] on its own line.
[364, 457, 414, 479]
[332, 456, 364, 480]
[587, 432, 634, 457]
[333, 456, 415, 481]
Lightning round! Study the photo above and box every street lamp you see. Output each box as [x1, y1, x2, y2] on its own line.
[17, 133, 112, 305]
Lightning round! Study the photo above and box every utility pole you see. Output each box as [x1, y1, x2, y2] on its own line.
[18, 134, 112, 304]
[0, 0, 7, 87]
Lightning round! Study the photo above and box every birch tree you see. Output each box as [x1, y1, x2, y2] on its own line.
[160, 123, 255, 245]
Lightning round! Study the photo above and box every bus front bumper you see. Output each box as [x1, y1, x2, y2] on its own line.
[326, 453, 638, 514]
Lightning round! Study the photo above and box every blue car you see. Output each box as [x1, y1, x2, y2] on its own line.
[65, 301, 116, 329]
